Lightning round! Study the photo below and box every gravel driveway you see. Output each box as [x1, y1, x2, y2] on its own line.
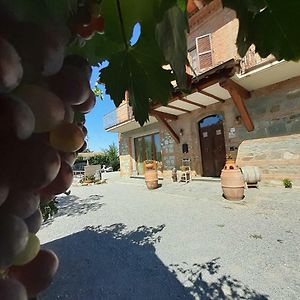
[39, 175, 300, 300]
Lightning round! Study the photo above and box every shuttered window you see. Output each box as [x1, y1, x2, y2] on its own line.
[196, 34, 213, 70]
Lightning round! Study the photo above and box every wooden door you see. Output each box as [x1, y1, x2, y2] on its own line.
[199, 121, 226, 177]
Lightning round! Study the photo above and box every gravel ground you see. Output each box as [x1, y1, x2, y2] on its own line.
[39, 173, 300, 300]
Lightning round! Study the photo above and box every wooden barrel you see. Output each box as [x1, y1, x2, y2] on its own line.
[241, 166, 261, 187]
[145, 169, 158, 190]
[221, 161, 245, 200]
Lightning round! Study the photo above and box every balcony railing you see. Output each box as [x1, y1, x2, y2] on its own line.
[240, 45, 276, 74]
[103, 102, 134, 130]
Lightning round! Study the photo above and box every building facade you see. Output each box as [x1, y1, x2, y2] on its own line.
[103, 0, 300, 185]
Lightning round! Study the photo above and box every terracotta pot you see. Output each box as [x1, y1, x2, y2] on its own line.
[145, 169, 158, 190]
[221, 160, 244, 200]
[145, 163, 154, 170]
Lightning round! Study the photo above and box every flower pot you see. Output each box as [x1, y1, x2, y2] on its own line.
[221, 160, 244, 200]
[144, 169, 158, 190]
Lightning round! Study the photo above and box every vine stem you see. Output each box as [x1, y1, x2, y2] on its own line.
[116, 0, 128, 50]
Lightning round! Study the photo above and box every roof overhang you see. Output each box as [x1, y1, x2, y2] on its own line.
[106, 116, 158, 133]
[151, 59, 254, 142]
[151, 59, 237, 117]
[232, 59, 300, 91]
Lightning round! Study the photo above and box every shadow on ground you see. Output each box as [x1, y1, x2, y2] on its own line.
[42, 224, 268, 300]
[43, 194, 104, 227]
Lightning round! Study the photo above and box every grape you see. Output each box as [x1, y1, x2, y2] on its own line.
[9, 249, 59, 297]
[77, 140, 88, 153]
[8, 22, 67, 77]
[73, 91, 96, 113]
[24, 209, 43, 234]
[0, 94, 35, 140]
[75, 6, 92, 25]
[0, 278, 27, 300]
[48, 65, 90, 105]
[39, 192, 55, 205]
[64, 104, 75, 123]
[14, 84, 65, 133]
[63, 55, 92, 81]
[12, 233, 40, 266]
[0, 36, 23, 93]
[16, 137, 61, 190]
[91, 15, 105, 33]
[41, 161, 73, 195]
[2, 189, 40, 219]
[49, 123, 84, 152]
[80, 125, 88, 138]
[60, 151, 76, 166]
[74, 23, 95, 40]
[0, 214, 28, 269]
[0, 182, 9, 207]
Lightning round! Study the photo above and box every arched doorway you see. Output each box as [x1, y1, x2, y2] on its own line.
[199, 114, 226, 177]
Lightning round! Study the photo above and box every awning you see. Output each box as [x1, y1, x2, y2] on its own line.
[150, 59, 254, 143]
[151, 59, 236, 115]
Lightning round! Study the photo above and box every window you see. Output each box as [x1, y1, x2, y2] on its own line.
[196, 34, 213, 70]
[134, 133, 162, 175]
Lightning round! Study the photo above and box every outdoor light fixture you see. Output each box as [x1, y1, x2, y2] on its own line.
[179, 128, 184, 136]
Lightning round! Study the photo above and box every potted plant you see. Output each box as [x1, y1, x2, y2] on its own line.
[283, 178, 292, 188]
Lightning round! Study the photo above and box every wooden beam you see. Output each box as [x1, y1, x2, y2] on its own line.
[197, 89, 225, 103]
[150, 110, 178, 121]
[180, 97, 206, 109]
[154, 115, 180, 144]
[167, 104, 191, 113]
[220, 79, 250, 99]
[220, 79, 254, 132]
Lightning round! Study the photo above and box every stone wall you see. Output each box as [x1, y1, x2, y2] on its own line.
[119, 136, 133, 176]
[117, 76, 300, 180]
[160, 129, 176, 171]
[84, 165, 101, 177]
[236, 134, 300, 186]
[227, 76, 300, 150]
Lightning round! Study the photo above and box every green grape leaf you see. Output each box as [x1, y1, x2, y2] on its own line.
[156, 5, 188, 89]
[223, 0, 300, 61]
[176, 0, 187, 12]
[100, 40, 174, 126]
[67, 34, 123, 66]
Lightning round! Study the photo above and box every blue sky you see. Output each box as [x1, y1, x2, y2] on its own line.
[85, 24, 141, 151]
[86, 67, 118, 151]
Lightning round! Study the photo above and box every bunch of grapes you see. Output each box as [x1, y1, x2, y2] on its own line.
[0, 2, 100, 299]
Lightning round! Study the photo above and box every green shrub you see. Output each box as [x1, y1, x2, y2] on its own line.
[40, 199, 58, 221]
[88, 143, 120, 171]
[283, 178, 292, 188]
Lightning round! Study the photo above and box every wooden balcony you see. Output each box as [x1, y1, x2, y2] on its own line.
[239, 45, 276, 74]
[103, 102, 134, 131]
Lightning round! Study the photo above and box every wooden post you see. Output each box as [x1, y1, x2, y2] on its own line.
[220, 79, 254, 132]
[152, 113, 180, 144]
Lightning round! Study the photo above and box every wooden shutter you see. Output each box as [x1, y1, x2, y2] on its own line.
[196, 34, 213, 70]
